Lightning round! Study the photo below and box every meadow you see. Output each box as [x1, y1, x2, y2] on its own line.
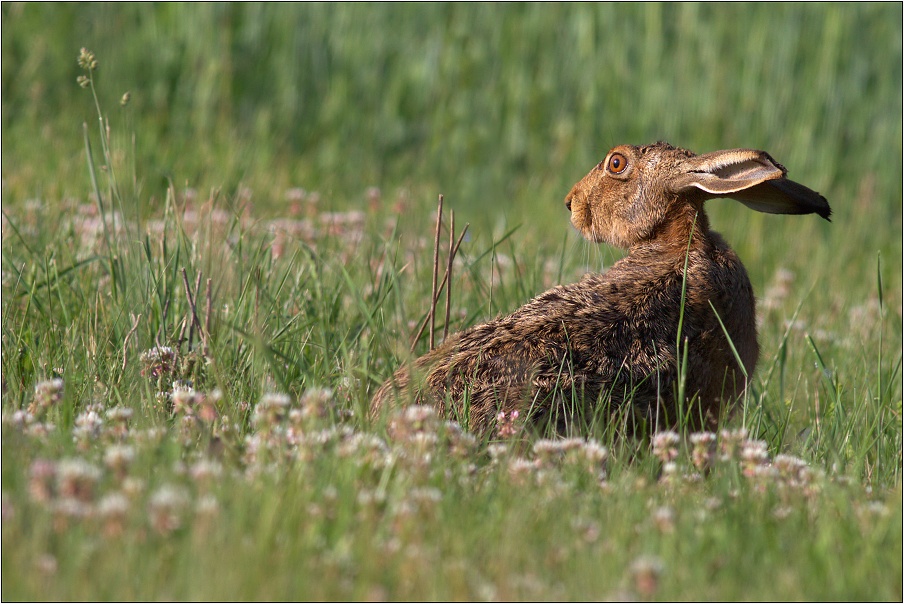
[2, 3, 902, 600]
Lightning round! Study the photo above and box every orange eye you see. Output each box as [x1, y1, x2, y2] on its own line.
[607, 152, 628, 174]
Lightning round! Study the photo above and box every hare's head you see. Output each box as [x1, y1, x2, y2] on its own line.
[565, 142, 831, 248]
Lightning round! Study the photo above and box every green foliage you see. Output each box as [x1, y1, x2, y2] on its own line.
[1, 4, 901, 601]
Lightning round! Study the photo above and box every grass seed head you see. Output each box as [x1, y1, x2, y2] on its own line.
[77, 47, 97, 71]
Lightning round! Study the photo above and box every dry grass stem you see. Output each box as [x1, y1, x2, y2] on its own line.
[410, 216, 469, 352]
[444, 210, 455, 341]
[204, 278, 212, 356]
[429, 195, 444, 351]
[122, 314, 142, 371]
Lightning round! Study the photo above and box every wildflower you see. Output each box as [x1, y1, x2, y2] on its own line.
[120, 91, 131, 106]
[441, 420, 478, 458]
[689, 431, 717, 471]
[495, 409, 520, 438]
[652, 506, 675, 533]
[704, 497, 722, 511]
[197, 389, 220, 423]
[24, 421, 55, 440]
[171, 384, 198, 416]
[122, 477, 145, 499]
[761, 267, 796, 310]
[298, 387, 335, 422]
[366, 186, 382, 211]
[405, 487, 443, 517]
[335, 432, 390, 468]
[195, 495, 220, 525]
[630, 556, 664, 598]
[3, 409, 35, 429]
[188, 458, 223, 487]
[148, 485, 189, 534]
[105, 406, 133, 439]
[97, 492, 130, 537]
[28, 378, 64, 416]
[252, 392, 291, 430]
[356, 489, 387, 509]
[28, 459, 57, 503]
[573, 518, 601, 544]
[533, 437, 583, 462]
[487, 443, 512, 462]
[718, 428, 749, 462]
[286, 187, 307, 204]
[773, 454, 812, 488]
[740, 439, 770, 476]
[56, 458, 102, 503]
[507, 457, 540, 483]
[651, 431, 680, 463]
[35, 554, 58, 576]
[407, 431, 438, 457]
[73, 406, 105, 448]
[773, 506, 793, 520]
[581, 440, 609, 475]
[139, 346, 178, 380]
[2, 493, 13, 523]
[388, 405, 439, 441]
[170, 384, 218, 424]
[661, 461, 680, 480]
[103, 444, 135, 479]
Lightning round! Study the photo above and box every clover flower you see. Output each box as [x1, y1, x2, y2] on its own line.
[652, 506, 676, 533]
[252, 392, 291, 430]
[387, 405, 439, 441]
[740, 439, 770, 476]
[630, 556, 664, 598]
[495, 409, 520, 438]
[28, 378, 64, 416]
[689, 431, 717, 471]
[651, 431, 680, 463]
[103, 444, 135, 479]
[148, 485, 189, 534]
[56, 458, 102, 503]
[718, 428, 749, 462]
[139, 346, 178, 380]
[97, 492, 130, 537]
[73, 405, 105, 449]
[28, 459, 58, 503]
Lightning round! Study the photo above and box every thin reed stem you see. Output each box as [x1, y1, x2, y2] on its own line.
[429, 195, 444, 351]
[444, 210, 455, 341]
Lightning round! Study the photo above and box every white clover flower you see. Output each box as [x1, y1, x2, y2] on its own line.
[56, 458, 102, 502]
[651, 431, 680, 463]
[148, 485, 190, 534]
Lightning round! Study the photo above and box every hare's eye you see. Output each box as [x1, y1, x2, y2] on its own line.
[607, 153, 628, 174]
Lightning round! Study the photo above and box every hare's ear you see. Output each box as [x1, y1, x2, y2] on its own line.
[673, 149, 832, 221]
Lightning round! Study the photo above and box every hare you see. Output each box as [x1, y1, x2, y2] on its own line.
[371, 142, 830, 436]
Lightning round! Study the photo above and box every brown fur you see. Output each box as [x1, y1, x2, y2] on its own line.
[371, 142, 830, 436]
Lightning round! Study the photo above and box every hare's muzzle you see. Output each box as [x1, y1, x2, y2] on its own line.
[564, 195, 573, 211]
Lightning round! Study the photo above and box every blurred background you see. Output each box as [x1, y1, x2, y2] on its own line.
[2, 3, 901, 289]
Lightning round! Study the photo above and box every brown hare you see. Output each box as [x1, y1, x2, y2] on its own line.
[372, 142, 830, 436]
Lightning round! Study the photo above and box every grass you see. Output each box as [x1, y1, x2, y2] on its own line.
[2, 4, 902, 601]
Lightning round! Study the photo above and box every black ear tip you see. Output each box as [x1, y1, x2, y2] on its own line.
[816, 194, 832, 221]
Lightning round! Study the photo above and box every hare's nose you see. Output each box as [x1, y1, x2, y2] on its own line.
[565, 196, 573, 211]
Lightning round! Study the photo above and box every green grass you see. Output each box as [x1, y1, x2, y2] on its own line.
[2, 4, 902, 601]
